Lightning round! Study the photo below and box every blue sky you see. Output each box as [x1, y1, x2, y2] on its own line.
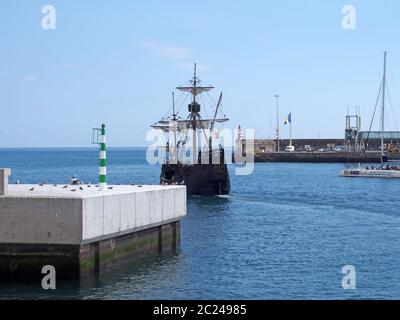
[0, 0, 399, 147]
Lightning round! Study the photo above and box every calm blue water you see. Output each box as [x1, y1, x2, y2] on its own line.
[1, 148, 400, 299]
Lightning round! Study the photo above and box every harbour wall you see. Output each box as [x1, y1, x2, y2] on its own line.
[252, 151, 385, 163]
[0, 169, 186, 278]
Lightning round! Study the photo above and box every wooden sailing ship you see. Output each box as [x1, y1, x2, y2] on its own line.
[151, 64, 230, 195]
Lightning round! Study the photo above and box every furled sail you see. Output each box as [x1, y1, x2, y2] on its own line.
[176, 86, 214, 95]
[152, 117, 228, 132]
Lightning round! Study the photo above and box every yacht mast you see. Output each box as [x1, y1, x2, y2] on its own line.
[289, 112, 292, 147]
[381, 51, 387, 162]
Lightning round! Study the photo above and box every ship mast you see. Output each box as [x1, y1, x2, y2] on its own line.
[209, 92, 223, 153]
[173, 63, 218, 164]
[171, 92, 178, 164]
[192, 63, 198, 164]
[380, 51, 387, 163]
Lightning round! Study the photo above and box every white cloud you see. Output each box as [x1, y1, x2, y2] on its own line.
[141, 41, 190, 60]
[18, 74, 39, 83]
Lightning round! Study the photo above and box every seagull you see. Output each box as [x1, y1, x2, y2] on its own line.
[71, 175, 80, 185]
[63, 185, 68, 189]
[108, 186, 113, 190]
[79, 187, 84, 191]
[29, 187, 34, 191]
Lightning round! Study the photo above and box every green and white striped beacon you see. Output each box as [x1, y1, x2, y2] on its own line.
[92, 124, 107, 190]
[98, 124, 107, 190]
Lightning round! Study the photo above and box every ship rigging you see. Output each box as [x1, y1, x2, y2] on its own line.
[151, 64, 231, 195]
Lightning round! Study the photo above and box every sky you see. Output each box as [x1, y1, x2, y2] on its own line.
[0, 0, 400, 147]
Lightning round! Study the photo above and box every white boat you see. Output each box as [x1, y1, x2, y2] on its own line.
[340, 165, 400, 178]
[340, 51, 400, 179]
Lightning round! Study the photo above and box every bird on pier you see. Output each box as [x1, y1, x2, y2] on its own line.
[79, 187, 84, 191]
[71, 175, 80, 185]
[62, 185, 68, 189]
[28, 187, 34, 191]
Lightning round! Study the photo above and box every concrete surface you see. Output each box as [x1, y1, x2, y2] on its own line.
[0, 168, 11, 196]
[0, 184, 186, 245]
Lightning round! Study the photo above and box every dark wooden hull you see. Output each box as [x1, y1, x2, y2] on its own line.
[161, 162, 230, 196]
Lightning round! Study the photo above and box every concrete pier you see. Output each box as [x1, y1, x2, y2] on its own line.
[0, 168, 11, 196]
[0, 168, 186, 278]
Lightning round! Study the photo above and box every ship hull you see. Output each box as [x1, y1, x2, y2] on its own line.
[340, 168, 400, 178]
[161, 163, 230, 196]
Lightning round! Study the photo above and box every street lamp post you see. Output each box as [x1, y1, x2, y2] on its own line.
[274, 94, 280, 152]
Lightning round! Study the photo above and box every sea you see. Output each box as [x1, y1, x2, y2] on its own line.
[1, 147, 400, 300]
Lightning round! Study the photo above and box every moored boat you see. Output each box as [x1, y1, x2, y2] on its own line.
[339, 51, 399, 179]
[340, 165, 400, 178]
